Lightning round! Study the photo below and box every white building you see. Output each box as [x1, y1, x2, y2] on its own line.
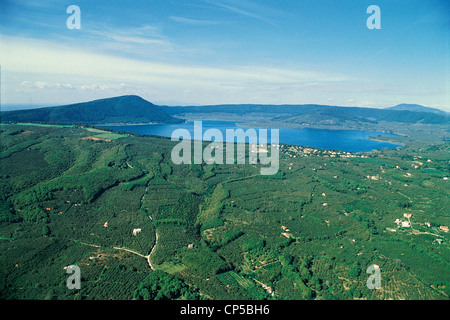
[401, 221, 411, 228]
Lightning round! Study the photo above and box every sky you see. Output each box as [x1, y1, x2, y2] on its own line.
[0, 0, 449, 110]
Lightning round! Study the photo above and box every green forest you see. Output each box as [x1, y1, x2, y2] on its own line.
[0, 122, 449, 300]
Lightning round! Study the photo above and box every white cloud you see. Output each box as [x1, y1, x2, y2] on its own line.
[203, 0, 282, 30]
[89, 24, 171, 47]
[169, 16, 224, 26]
[0, 36, 349, 104]
[109, 36, 168, 45]
[2, 34, 349, 94]
[20, 81, 75, 90]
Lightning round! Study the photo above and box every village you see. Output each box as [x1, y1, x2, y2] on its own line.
[278, 144, 364, 159]
[389, 212, 448, 244]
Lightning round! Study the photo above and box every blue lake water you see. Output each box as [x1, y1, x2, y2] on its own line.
[102, 120, 401, 153]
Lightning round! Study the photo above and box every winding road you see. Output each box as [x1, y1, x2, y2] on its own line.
[139, 186, 158, 270]
[76, 185, 159, 271]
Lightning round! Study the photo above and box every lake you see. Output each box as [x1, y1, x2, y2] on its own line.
[102, 120, 401, 152]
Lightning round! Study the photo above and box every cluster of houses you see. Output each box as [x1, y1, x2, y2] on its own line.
[280, 225, 292, 238]
[249, 144, 269, 153]
[411, 156, 449, 181]
[395, 212, 413, 228]
[394, 213, 449, 233]
[279, 144, 367, 159]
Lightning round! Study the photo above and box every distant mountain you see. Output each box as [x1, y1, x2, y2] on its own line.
[2, 96, 448, 127]
[161, 103, 450, 125]
[0, 95, 183, 125]
[385, 104, 447, 115]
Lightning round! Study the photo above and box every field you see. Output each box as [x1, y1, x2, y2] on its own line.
[0, 122, 449, 300]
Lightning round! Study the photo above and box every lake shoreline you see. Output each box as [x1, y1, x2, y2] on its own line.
[102, 120, 402, 153]
[367, 135, 405, 147]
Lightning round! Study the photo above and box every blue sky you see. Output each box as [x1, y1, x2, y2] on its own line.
[0, 0, 449, 110]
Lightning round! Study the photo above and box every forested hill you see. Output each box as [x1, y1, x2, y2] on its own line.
[0, 95, 183, 125]
[161, 104, 450, 125]
[2, 95, 448, 126]
[385, 104, 447, 115]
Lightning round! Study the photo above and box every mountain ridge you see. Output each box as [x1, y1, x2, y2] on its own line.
[0, 95, 183, 125]
[161, 102, 449, 125]
[1, 95, 448, 126]
[385, 103, 447, 115]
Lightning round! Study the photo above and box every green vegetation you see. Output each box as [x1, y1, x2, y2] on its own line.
[162, 103, 449, 127]
[0, 95, 183, 125]
[0, 122, 448, 300]
[134, 270, 201, 300]
[4, 95, 448, 131]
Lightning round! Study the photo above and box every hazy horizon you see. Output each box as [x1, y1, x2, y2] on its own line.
[1, 97, 445, 113]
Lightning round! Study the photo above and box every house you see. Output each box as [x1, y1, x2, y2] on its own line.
[440, 226, 449, 233]
[281, 232, 291, 238]
[281, 225, 289, 232]
[403, 213, 412, 218]
[402, 221, 411, 228]
[103, 222, 108, 228]
[132, 228, 142, 236]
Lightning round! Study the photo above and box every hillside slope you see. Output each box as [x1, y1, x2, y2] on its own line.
[161, 104, 449, 125]
[1, 95, 183, 125]
[0, 123, 448, 300]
